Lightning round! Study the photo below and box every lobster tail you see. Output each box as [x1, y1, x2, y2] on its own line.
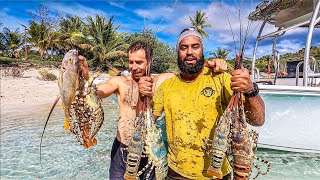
[206, 109, 232, 178]
[124, 116, 145, 180]
[231, 105, 252, 179]
[206, 149, 225, 179]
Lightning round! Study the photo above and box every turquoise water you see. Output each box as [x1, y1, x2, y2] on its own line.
[1, 96, 320, 179]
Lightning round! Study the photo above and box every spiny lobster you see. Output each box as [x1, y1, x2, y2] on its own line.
[205, 55, 270, 179]
[124, 44, 168, 180]
[71, 72, 104, 149]
[204, 0, 273, 178]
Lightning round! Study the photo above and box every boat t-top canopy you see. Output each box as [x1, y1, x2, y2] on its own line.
[249, 0, 320, 28]
[249, 0, 320, 86]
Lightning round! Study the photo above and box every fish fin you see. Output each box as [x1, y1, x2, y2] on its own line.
[58, 69, 64, 91]
[63, 116, 70, 130]
[75, 77, 79, 90]
[40, 94, 60, 169]
[63, 115, 74, 131]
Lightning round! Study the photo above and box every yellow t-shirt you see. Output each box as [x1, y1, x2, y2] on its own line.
[153, 67, 233, 179]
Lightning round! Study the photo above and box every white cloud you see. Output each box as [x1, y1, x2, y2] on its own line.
[135, 6, 173, 20]
[47, 2, 108, 18]
[108, 1, 126, 10]
[277, 39, 304, 54]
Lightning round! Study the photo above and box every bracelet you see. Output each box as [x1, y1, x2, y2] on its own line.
[243, 82, 259, 97]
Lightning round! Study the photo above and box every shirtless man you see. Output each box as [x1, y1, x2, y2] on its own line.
[79, 41, 227, 179]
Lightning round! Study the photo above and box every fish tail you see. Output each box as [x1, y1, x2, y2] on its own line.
[63, 106, 74, 131]
[63, 116, 74, 131]
[63, 117, 70, 130]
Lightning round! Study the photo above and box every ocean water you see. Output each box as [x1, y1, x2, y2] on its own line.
[1, 95, 320, 179]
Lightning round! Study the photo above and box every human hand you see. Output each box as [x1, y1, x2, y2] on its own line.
[138, 76, 153, 98]
[205, 58, 228, 72]
[78, 55, 89, 80]
[231, 67, 254, 93]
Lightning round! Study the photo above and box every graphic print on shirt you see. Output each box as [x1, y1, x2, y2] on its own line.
[201, 87, 215, 97]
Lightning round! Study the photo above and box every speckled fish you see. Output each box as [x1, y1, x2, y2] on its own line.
[58, 49, 80, 131]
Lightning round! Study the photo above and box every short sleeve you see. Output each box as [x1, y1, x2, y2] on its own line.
[152, 83, 165, 117]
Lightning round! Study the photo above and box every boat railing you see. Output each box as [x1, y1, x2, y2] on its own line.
[250, 0, 320, 87]
[295, 61, 304, 86]
[296, 56, 320, 86]
[254, 68, 260, 81]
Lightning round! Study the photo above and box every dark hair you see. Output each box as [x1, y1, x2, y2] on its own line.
[127, 41, 153, 60]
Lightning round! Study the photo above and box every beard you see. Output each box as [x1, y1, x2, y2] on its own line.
[178, 54, 204, 74]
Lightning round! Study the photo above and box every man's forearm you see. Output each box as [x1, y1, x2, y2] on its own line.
[244, 95, 265, 126]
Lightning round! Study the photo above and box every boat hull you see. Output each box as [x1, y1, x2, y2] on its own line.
[253, 85, 320, 153]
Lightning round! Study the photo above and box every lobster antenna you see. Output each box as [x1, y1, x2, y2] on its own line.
[242, 0, 260, 55]
[221, 1, 237, 56]
[239, 8, 242, 55]
[243, 21, 261, 54]
[239, 0, 246, 55]
[155, 0, 178, 34]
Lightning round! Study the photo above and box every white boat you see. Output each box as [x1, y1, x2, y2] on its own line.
[249, 0, 320, 153]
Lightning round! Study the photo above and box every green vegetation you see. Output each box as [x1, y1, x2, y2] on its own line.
[125, 29, 177, 73]
[1, 4, 319, 74]
[189, 11, 212, 39]
[0, 4, 176, 73]
[208, 46, 320, 73]
[38, 68, 57, 81]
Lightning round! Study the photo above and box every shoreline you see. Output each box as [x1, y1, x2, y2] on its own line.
[0, 68, 111, 117]
[1, 68, 59, 116]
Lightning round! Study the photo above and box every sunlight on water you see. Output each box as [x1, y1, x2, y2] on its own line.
[1, 95, 320, 179]
[1, 96, 118, 179]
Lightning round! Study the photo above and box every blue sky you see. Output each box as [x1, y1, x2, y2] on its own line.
[1, 0, 319, 58]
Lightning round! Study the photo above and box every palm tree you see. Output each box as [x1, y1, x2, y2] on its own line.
[2, 27, 23, 58]
[85, 15, 129, 70]
[0, 29, 5, 56]
[211, 48, 234, 72]
[59, 15, 88, 51]
[46, 30, 61, 59]
[189, 10, 212, 39]
[26, 21, 49, 60]
[210, 48, 229, 59]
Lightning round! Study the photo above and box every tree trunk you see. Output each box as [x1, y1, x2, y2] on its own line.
[40, 50, 44, 61]
[51, 46, 54, 59]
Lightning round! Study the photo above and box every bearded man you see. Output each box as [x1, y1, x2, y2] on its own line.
[138, 27, 265, 179]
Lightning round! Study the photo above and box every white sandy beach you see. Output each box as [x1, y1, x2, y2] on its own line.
[0, 68, 111, 116]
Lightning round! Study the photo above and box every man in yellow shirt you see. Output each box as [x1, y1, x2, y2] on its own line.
[138, 27, 265, 179]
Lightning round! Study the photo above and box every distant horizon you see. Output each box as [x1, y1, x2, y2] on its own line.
[1, 0, 320, 59]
